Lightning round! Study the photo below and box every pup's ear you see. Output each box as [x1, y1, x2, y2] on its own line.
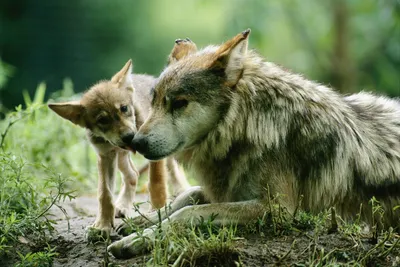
[111, 59, 134, 91]
[48, 102, 85, 127]
[210, 29, 251, 87]
[168, 38, 198, 65]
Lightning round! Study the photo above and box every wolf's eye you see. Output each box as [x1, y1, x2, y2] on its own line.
[120, 105, 128, 113]
[171, 99, 188, 110]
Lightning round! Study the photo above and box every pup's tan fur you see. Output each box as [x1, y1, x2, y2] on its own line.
[49, 55, 189, 238]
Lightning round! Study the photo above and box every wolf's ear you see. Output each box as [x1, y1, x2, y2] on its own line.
[210, 29, 250, 87]
[48, 102, 85, 127]
[168, 38, 198, 65]
[111, 59, 134, 91]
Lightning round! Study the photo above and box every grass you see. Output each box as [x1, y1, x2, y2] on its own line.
[0, 84, 78, 265]
[115, 193, 400, 266]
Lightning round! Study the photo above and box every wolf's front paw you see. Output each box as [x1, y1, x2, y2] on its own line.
[85, 220, 114, 242]
[108, 229, 155, 259]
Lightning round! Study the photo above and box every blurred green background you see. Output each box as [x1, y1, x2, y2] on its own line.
[0, 1, 398, 262]
[0, 0, 399, 110]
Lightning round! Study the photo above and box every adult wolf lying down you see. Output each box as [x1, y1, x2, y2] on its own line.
[109, 29, 400, 258]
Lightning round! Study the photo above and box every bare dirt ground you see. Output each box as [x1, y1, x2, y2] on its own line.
[3, 195, 400, 266]
[49, 195, 150, 267]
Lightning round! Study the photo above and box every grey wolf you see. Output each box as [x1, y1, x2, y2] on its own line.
[48, 54, 190, 239]
[106, 30, 400, 258]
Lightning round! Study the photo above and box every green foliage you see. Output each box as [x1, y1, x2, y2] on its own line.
[1, 0, 399, 109]
[15, 245, 58, 267]
[0, 84, 80, 265]
[1, 83, 98, 193]
[0, 59, 14, 91]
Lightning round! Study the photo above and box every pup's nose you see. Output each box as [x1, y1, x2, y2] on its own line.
[121, 133, 135, 144]
[130, 135, 148, 154]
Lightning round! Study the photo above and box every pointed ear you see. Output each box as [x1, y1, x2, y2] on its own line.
[48, 102, 85, 127]
[210, 29, 251, 87]
[168, 38, 198, 65]
[111, 59, 134, 90]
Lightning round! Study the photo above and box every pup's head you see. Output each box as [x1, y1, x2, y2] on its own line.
[48, 60, 138, 151]
[132, 29, 251, 160]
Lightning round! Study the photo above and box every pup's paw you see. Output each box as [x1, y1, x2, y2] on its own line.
[85, 220, 114, 242]
[108, 229, 154, 259]
[175, 37, 193, 45]
[115, 203, 133, 219]
[115, 214, 150, 236]
[169, 38, 197, 63]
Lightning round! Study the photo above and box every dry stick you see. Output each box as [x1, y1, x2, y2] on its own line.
[277, 239, 296, 263]
[359, 230, 392, 263]
[328, 207, 338, 234]
[132, 203, 155, 225]
[292, 194, 304, 221]
[378, 237, 399, 258]
[265, 185, 276, 234]
[0, 119, 17, 149]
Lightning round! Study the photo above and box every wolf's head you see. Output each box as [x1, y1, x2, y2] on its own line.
[48, 60, 138, 151]
[132, 30, 251, 160]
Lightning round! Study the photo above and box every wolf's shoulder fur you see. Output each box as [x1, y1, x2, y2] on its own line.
[178, 48, 400, 224]
[133, 31, 400, 227]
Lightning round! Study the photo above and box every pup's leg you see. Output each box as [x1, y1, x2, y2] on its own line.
[116, 186, 206, 235]
[166, 157, 190, 195]
[148, 160, 169, 209]
[86, 151, 117, 241]
[115, 150, 138, 218]
[109, 199, 267, 259]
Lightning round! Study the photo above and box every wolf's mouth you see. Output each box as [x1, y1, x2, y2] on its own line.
[141, 141, 184, 161]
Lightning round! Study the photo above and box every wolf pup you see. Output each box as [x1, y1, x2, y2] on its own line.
[49, 53, 190, 239]
[108, 30, 400, 258]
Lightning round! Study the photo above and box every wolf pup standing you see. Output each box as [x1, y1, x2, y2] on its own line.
[108, 29, 400, 258]
[49, 53, 190, 239]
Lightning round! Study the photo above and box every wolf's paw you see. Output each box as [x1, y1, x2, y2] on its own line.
[108, 230, 154, 259]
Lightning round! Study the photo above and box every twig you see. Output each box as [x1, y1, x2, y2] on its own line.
[277, 239, 296, 263]
[133, 203, 155, 225]
[328, 207, 338, 233]
[265, 185, 276, 234]
[359, 230, 391, 263]
[0, 119, 18, 150]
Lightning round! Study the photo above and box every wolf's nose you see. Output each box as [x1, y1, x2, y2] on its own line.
[121, 133, 135, 144]
[130, 135, 148, 154]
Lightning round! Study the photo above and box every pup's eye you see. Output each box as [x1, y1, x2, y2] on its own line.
[171, 99, 188, 110]
[97, 116, 110, 124]
[120, 105, 128, 113]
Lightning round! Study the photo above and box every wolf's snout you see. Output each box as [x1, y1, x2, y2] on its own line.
[130, 135, 149, 154]
[121, 133, 135, 145]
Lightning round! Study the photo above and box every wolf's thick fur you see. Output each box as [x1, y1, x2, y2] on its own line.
[48, 59, 189, 239]
[108, 30, 400, 258]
